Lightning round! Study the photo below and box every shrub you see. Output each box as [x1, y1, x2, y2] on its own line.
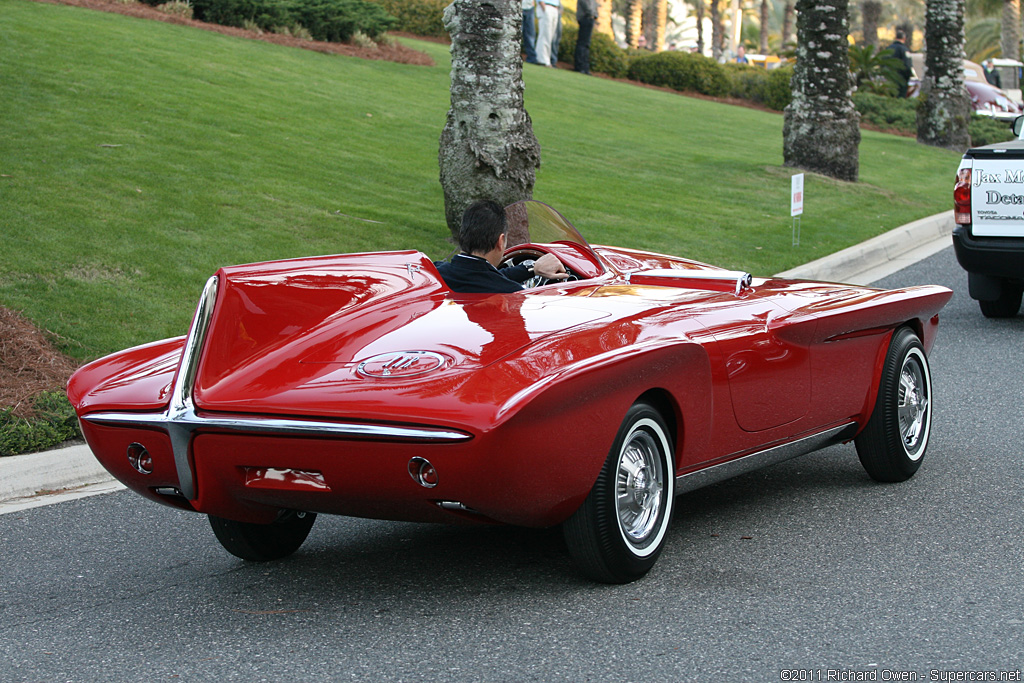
[764, 65, 793, 110]
[557, 24, 634, 79]
[969, 116, 1016, 146]
[367, 0, 446, 38]
[156, 0, 194, 16]
[288, 0, 396, 41]
[191, 0, 395, 41]
[191, 0, 289, 29]
[723, 63, 770, 102]
[627, 50, 729, 97]
[0, 391, 81, 458]
[853, 91, 917, 133]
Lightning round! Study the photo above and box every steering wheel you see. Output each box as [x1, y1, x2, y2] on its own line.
[501, 249, 577, 288]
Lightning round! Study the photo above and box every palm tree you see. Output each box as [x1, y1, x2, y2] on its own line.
[626, 0, 643, 48]
[695, 0, 705, 54]
[849, 43, 905, 93]
[783, 0, 861, 181]
[653, 0, 668, 51]
[1001, 0, 1020, 59]
[710, 0, 723, 59]
[781, 1, 795, 49]
[439, 0, 540, 237]
[862, 0, 882, 46]
[759, 0, 769, 53]
[916, 0, 971, 151]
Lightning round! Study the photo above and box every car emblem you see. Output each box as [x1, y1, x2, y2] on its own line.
[357, 351, 448, 378]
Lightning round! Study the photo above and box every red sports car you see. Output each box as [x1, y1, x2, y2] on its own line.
[68, 201, 952, 583]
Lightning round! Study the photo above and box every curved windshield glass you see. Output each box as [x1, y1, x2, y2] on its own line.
[505, 200, 593, 251]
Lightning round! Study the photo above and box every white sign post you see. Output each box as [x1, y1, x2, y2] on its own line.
[790, 173, 804, 246]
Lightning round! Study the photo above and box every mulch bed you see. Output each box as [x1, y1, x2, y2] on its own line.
[0, 307, 79, 418]
[33, 0, 435, 66]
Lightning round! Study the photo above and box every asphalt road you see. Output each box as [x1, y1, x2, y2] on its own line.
[2, 246, 1022, 683]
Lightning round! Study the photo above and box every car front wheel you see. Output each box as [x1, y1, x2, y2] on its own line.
[855, 327, 932, 482]
[562, 403, 675, 583]
[208, 511, 316, 561]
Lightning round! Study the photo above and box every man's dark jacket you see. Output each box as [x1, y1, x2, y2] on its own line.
[888, 40, 912, 96]
[434, 254, 532, 294]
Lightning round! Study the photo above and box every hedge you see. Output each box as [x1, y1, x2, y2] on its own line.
[368, 0, 446, 38]
[188, 0, 397, 41]
[0, 391, 81, 458]
[723, 63, 793, 111]
[627, 50, 729, 97]
[853, 92, 1016, 146]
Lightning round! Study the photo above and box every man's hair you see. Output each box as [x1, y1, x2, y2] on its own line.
[895, 29, 906, 40]
[459, 200, 507, 254]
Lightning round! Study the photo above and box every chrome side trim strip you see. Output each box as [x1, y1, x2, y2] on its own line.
[675, 423, 858, 495]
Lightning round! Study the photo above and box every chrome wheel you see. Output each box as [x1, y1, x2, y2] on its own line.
[855, 328, 933, 482]
[562, 404, 675, 583]
[898, 349, 929, 460]
[615, 423, 666, 547]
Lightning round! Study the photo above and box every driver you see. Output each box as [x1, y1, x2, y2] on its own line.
[435, 199, 568, 294]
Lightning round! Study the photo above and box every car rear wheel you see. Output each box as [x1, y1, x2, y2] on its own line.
[562, 403, 675, 583]
[855, 327, 932, 483]
[208, 511, 316, 561]
[979, 283, 1022, 318]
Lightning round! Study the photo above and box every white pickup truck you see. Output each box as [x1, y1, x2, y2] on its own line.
[953, 118, 1024, 317]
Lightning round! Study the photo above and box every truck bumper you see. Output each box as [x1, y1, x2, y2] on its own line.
[952, 225, 1024, 285]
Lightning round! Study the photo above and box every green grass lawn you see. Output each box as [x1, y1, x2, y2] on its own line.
[0, 0, 963, 362]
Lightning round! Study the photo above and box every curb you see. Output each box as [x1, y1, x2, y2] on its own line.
[0, 443, 113, 504]
[776, 211, 954, 285]
[0, 210, 955, 508]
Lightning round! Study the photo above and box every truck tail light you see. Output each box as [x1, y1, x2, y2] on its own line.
[954, 169, 971, 225]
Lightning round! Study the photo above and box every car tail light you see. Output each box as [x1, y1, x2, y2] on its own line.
[408, 457, 438, 488]
[954, 169, 971, 225]
[127, 442, 153, 474]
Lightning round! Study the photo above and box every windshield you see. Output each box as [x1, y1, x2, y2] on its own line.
[505, 200, 593, 251]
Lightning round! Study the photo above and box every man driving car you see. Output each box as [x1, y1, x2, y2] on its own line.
[435, 199, 568, 294]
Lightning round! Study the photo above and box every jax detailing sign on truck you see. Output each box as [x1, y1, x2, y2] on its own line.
[960, 157, 1024, 237]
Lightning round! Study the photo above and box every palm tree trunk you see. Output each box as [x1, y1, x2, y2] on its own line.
[439, 0, 540, 236]
[1002, 0, 1020, 60]
[783, 0, 861, 181]
[711, 0, 722, 60]
[916, 0, 971, 150]
[654, 0, 668, 51]
[626, 0, 643, 49]
[862, 0, 881, 47]
[696, 0, 705, 55]
[759, 0, 769, 53]
[781, 1, 795, 48]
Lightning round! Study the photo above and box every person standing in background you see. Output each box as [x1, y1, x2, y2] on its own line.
[535, 0, 561, 67]
[888, 29, 912, 97]
[522, 0, 539, 65]
[575, 0, 597, 74]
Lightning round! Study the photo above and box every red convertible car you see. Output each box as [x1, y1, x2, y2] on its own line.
[68, 201, 952, 583]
